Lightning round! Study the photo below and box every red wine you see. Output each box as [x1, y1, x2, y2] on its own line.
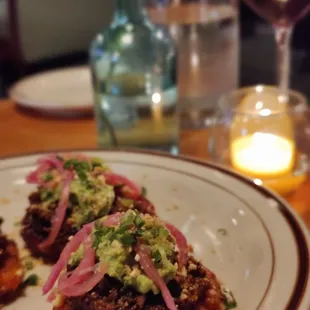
[244, 0, 310, 26]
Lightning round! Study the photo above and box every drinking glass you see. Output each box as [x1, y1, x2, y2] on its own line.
[243, 0, 310, 92]
[147, 0, 239, 122]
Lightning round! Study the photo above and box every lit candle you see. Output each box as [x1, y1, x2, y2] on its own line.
[231, 132, 295, 178]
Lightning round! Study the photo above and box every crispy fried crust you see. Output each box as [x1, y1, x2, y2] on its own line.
[53, 257, 224, 310]
[0, 225, 24, 303]
[21, 191, 155, 263]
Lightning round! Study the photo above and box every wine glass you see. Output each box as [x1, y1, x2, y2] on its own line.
[243, 0, 310, 92]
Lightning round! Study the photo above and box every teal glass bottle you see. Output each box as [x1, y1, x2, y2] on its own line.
[90, 0, 178, 152]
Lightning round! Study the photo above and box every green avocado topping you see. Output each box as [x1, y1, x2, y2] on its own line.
[38, 157, 114, 228]
[70, 210, 177, 294]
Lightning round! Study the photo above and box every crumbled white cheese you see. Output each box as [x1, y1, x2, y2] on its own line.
[189, 263, 197, 271]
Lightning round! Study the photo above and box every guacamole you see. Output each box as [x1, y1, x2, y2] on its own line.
[70, 210, 178, 294]
[39, 157, 115, 228]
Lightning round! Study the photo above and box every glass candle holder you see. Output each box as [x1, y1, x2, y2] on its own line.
[209, 85, 309, 196]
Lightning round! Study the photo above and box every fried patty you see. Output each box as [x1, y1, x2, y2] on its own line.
[21, 191, 155, 263]
[54, 257, 224, 310]
[0, 219, 24, 304]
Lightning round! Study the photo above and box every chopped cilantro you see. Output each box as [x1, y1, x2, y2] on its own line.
[40, 189, 54, 201]
[94, 220, 103, 230]
[76, 170, 88, 182]
[23, 274, 38, 286]
[159, 227, 169, 237]
[113, 224, 132, 236]
[63, 159, 90, 182]
[43, 173, 53, 182]
[152, 249, 161, 263]
[134, 214, 145, 228]
[151, 227, 160, 237]
[56, 155, 64, 162]
[91, 157, 104, 168]
[218, 228, 228, 236]
[122, 212, 136, 226]
[93, 226, 115, 248]
[141, 186, 147, 197]
[119, 233, 135, 246]
[135, 229, 143, 237]
[223, 288, 237, 309]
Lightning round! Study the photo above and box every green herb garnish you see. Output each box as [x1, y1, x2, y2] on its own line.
[114, 224, 132, 236]
[23, 274, 38, 286]
[151, 227, 160, 237]
[158, 227, 169, 237]
[152, 249, 161, 263]
[91, 157, 104, 168]
[122, 211, 136, 226]
[141, 186, 147, 197]
[56, 155, 64, 162]
[134, 214, 145, 228]
[218, 228, 228, 236]
[40, 189, 54, 201]
[43, 173, 53, 182]
[63, 159, 90, 182]
[93, 226, 115, 248]
[119, 233, 135, 246]
[223, 288, 237, 309]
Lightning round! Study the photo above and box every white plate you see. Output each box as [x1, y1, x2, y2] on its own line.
[0, 150, 309, 310]
[9, 66, 93, 117]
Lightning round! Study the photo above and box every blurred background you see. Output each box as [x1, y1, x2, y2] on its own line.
[1, 0, 310, 100]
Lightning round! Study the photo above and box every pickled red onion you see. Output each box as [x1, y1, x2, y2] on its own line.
[62, 153, 92, 164]
[26, 155, 63, 185]
[47, 289, 57, 303]
[135, 196, 155, 213]
[135, 245, 177, 310]
[37, 155, 64, 173]
[39, 170, 74, 250]
[42, 222, 94, 295]
[42, 210, 122, 296]
[165, 222, 188, 269]
[103, 212, 123, 227]
[57, 265, 97, 291]
[103, 172, 141, 199]
[58, 237, 95, 291]
[26, 163, 50, 185]
[59, 263, 107, 297]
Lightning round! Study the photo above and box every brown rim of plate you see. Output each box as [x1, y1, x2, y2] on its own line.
[0, 148, 309, 310]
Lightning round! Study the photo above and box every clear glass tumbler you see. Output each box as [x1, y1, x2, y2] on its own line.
[147, 0, 240, 121]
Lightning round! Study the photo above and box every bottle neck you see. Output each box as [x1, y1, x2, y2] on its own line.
[114, 0, 147, 23]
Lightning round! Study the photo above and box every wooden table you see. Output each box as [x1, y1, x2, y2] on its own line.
[0, 99, 310, 228]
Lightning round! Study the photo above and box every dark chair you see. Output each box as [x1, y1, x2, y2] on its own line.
[0, 0, 24, 69]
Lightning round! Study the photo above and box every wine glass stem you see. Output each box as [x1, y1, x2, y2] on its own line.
[274, 26, 293, 93]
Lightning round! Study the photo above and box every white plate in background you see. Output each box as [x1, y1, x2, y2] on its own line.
[9, 66, 93, 117]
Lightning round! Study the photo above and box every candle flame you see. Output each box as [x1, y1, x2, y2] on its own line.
[231, 133, 295, 178]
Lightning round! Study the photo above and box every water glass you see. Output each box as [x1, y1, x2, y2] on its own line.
[148, 0, 240, 118]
